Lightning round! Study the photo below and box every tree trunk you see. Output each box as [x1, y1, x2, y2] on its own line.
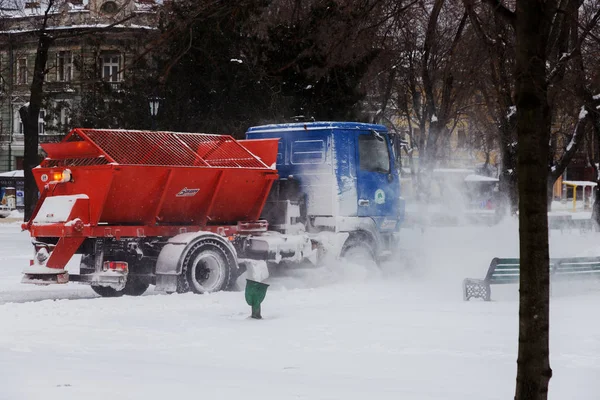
[514, 1, 553, 399]
[23, 33, 53, 221]
[546, 178, 555, 209]
[590, 113, 600, 229]
[467, 3, 519, 215]
[546, 114, 589, 210]
[592, 185, 600, 230]
[499, 129, 518, 215]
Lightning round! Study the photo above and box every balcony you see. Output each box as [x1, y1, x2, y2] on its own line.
[45, 81, 78, 94]
[103, 81, 123, 92]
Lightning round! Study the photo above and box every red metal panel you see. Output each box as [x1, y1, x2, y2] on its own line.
[175, 133, 268, 168]
[148, 169, 174, 224]
[33, 166, 116, 226]
[45, 158, 111, 168]
[249, 175, 278, 221]
[41, 141, 101, 159]
[40, 128, 275, 169]
[82, 130, 200, 166]
[34, 196, 91, 270]
[199, 170, 225, 226]
[156, 168, 223, 225]
[46, 237, 85, 269]
[28, 223, 241, 240]
[238, 139, 280, 167]
[32, 164, 279, 227]
[99, 167, 174, 224]
[207, 170, 276, 223]
[25, 183, 52, 230]
[69, 196, 91, 225]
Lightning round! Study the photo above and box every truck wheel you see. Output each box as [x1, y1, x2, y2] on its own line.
[177, 240, 235, 294]
[91, 285, 124, 298]
[123, 278, 150, 296]
[341, 239, 376, 266]
[91, 278, 150, 297]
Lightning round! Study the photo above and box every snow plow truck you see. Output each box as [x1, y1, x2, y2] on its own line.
[22, 122, 405, 296]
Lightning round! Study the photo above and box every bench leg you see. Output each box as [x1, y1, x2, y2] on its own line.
[463, 278, 491, 301]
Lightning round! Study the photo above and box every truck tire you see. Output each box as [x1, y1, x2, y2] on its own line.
[341, 238, 376, 265]
[177, 239, 235, 294]
[91, 285, 124, 297]
[91, 278, 150, 297]
[123, 278, 150, 296]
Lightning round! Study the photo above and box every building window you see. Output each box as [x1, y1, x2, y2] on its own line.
[58, 102, 71, 130]
[60, 107, 69, 126]
[17, 58, 27, 84]
[13, 107, 23, 135]
[16, 156, 24, 170]
[38, 110, 45, 134]
[101, 54, 121, 82]
[57, 51, 73, 82]
[101, 1, 118, 14]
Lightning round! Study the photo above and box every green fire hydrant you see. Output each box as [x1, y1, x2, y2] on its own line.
[245, 279, 269, 319]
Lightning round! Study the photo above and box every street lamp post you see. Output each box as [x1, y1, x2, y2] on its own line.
[148, 96, 161, 131]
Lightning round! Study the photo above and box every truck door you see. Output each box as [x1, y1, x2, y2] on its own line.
[355, 131, 399, 218]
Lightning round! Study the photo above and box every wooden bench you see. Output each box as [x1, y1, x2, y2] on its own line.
[463, 257, 600, 301]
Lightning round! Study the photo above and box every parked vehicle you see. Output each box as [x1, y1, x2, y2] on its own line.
[22, 122, 404, 296]
[0, 205, 10, 218]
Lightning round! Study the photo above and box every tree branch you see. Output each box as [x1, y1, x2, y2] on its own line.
[547, 5, 600, 84]
[550, 110, 589, 181]
[464, 0, 496, 46]
[481, 0, 516, 28]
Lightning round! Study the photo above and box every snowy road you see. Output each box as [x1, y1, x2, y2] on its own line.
[0, 220, 598, 400]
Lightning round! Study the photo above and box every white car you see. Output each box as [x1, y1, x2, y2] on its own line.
[0, 205, 11, 218]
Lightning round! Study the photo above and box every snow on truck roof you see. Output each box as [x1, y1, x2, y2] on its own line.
[246, 121, 388, 134]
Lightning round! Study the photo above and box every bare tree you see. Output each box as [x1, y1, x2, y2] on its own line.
[379, 0, 476, 200]
[475, 0, 598, 398]
[546, 2, 600, 220]
[470, 0, 600, 215]
[513, 0, 555, 397]
[19, 1, 55, 221]
[465, 0, 518, 213]
[1, 0, 151, 219]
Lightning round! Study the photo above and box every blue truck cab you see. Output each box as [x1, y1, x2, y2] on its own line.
[246, 121, 405, 261]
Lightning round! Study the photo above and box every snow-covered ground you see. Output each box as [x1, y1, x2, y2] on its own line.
[0, 219, 599, 400]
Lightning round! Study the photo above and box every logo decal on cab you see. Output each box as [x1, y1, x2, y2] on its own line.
[176, 187, 200, 197]
[374, 189, 386, 204]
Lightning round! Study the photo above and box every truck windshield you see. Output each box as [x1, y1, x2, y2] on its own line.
[358, 134, 390, 173]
